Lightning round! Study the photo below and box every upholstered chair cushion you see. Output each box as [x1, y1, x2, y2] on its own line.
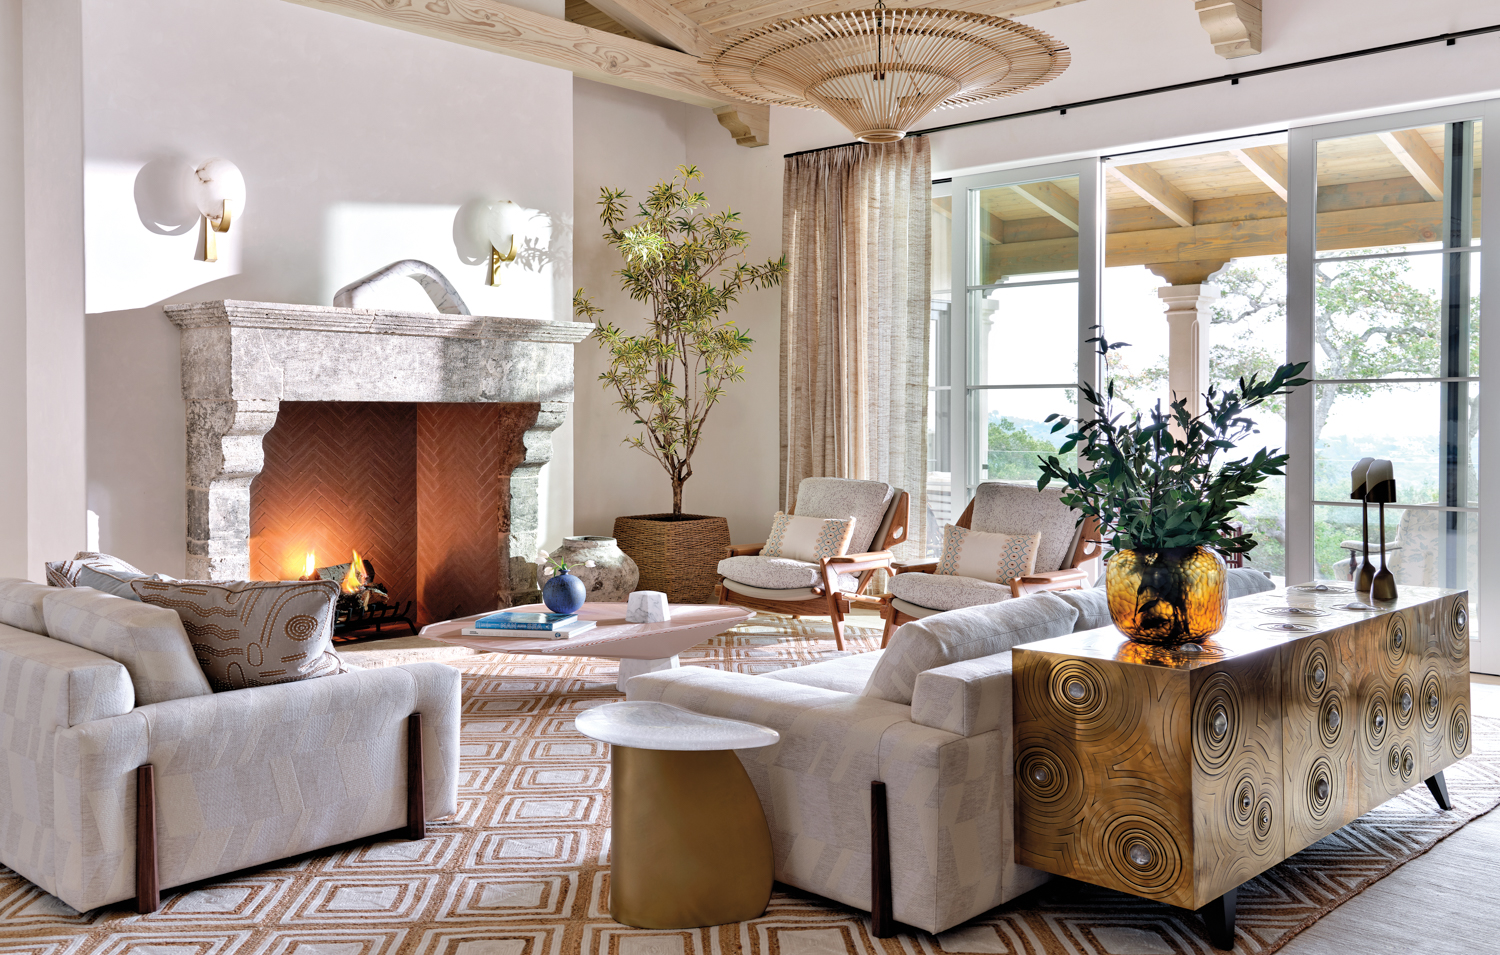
[132, 578, 346, 691]
[886, 571, 1013, 612]
[935, 525, 1041, 583]
[863, 591, 1079, 705]
[718, 556, 859, 592]
[0, 578, 51, 634]
[792, 478, 894, 554]
[762, 512, 855, 563]
[968, 482, 1082, 574]
[42, 587, 214, 704]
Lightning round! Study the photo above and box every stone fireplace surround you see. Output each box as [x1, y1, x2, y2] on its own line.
[164, 300, 592, 603]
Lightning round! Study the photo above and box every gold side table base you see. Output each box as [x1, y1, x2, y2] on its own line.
[610, 745, 773, 928]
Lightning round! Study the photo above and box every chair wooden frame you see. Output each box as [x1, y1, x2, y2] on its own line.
[715, 491, 910, 651]
[879, 496, 1102, 644]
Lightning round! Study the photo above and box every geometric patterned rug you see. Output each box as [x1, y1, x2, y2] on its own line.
[2, 613, 1498, 955]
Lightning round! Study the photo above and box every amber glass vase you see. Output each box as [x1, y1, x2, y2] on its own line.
[1105, 546, 1228, 647]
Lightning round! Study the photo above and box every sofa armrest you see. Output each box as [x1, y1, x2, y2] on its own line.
[0, 625, 135, 729]
[910, 650, 1013, 737]
[48, 661, 461, 912]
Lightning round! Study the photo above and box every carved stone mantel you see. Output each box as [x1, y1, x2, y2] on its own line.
[163, 300, 592, 596]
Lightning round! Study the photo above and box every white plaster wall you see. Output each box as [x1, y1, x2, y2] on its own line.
[81, 0, 575, 574]
[0, 0, 25, 578]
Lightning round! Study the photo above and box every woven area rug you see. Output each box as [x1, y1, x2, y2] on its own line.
[3, 613, 1499, 955]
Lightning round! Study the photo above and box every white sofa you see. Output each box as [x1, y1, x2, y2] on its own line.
[0, 577, 461, 913]
[626, 569, 1276, 934]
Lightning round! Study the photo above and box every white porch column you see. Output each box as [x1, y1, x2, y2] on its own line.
[1158, 283, 1220, 419]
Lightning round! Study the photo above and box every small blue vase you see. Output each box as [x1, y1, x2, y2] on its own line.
[542, 571, 586, 614]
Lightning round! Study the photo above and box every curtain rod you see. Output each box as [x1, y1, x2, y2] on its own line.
[782, 21, 1500, 159]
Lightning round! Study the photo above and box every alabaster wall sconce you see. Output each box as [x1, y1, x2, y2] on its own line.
[453, 198, 530, 286]
[188, 158, 246, 262]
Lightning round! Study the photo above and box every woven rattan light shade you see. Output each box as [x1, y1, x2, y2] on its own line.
[703, 9, 1069, 143]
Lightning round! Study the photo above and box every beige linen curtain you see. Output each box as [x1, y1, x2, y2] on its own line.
[781, 136, 932, 558]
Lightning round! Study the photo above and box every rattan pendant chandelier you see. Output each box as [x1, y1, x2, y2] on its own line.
[703, 4, 1070, 144]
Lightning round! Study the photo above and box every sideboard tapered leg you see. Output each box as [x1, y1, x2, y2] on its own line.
[1199, 887, 1236, 951]
[1426, 771, 1453, 811]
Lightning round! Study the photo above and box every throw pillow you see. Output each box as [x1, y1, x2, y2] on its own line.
[131, 578, 346, 691]
[762, 512, 855, 563]
[46, 551, 147, 589]
[935, 524, 1041, 584]
[42, 587, 214, 704]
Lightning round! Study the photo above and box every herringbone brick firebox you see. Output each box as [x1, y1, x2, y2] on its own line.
[250, 400, 538, 627]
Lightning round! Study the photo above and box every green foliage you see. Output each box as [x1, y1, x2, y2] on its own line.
[986, 418, 1063, 480]
[575, 165, 787, 514]
[1037, 332, 1309, 556]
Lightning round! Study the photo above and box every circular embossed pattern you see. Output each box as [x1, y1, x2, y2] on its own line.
[1385, 612, 1409, 672]
[1308, 756, 1334, 820]
[1420, 670, 1443, 733]
[1400, 743, 1417, 782]
[1304, 644, 1331, 703]
[1319, 692, 1344, 747]
[1048, 660, 1108, 724]
[1262, 606, 1329, 617]
[1104, 815, 1183, 892]
[1230, 776, 1257, 831]
[1254, 796, 1275, 843]
[1258, 622, 1317, 633]
[284, 614, 319, 641]
[1389, 744, 1402, 777]
[1366, 686, 1390, 751]
[1450, 597, 1470, 665]
[1451, 701, 1472, 758]
[1193, 673, 1242, 773]
[1016, 745, 1085, 824]
[1393, 674, 1416, 729]
[1288, 583, 1353, 594]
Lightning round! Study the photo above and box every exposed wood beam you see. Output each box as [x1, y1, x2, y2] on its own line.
[1110, 163, 1195, 228]
[1195, 0, 1261, 59]
[586, 0, 717, 56]
[282, 0, 736, 109]
[1010, 181, 1080, 232]
[1377, 129, 1445, 201]
[1229, 146, 1288, 201]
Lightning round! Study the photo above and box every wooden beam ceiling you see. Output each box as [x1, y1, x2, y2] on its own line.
[1011, 181, 1080, 232]
[1194, 0, 1261, 58]
[283, 0, 738, 109]
[1110, 163, 1195, 228]
[1377, 129, 1445, 200]
[1229, 146, 1288, 200]
[586, 0, 717, 56]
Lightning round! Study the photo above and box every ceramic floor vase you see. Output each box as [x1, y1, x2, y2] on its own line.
[1105, 545, 1228, 647]
[555, 536, 639, 602]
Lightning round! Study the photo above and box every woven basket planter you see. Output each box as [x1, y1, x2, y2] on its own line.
[612, 514, 731, 604]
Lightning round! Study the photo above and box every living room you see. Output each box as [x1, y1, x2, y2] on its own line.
[3, 0, 1499, 952]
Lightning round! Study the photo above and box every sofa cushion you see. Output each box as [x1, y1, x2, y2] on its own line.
[886, 571, 1012, 612]
[762, 512, 854, 563]
[935, 524, 1041, 583]
[0, 577, 50, 633]
[42, 587, 213, 704]
[132, 578, 346, 691]
[968, 482, 1081, 574]
[718, 555, 858, 592]
[1054, 587, 1112, 631]
[762, 650, 885, 694]
[792, 478, 894, 554]
[863, 591, 1079, 705]
[1228, 567, 1276, 598]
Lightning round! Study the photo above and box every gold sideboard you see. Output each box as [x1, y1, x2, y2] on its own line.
[1013, 584, 1472, 915]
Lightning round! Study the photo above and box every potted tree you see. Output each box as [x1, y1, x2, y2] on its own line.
[574, 165, 786, 603]
[1038, 332, 1309, 647]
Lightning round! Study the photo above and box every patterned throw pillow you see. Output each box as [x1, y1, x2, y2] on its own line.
[131, 578, 346, 691]
[935, 524, 1042, 584]
[46, 552, 146, 589]
[761, 512, 856, 563]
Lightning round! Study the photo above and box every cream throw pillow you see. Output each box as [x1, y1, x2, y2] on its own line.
[762, 512, 855, 563]
[935, 524, 1041, 584]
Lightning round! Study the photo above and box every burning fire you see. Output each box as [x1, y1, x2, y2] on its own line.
[303, 551, 316, 579]
[341, 550, 365, 595]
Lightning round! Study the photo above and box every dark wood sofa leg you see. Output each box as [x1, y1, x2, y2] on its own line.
[1426, 770, 1453, 811]
[871, 780, 894, 938]
[407, 713, 426, 840]
[136, 765, 159, 914]
[1198, 886, 1237, 950]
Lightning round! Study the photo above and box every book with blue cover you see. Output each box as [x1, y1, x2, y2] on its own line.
[473, 611, 577, 631]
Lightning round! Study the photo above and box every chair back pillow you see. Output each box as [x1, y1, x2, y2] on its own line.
[0, 578, 51, 634]
[969, 482, 1082, 574]
[42, 587, 214, 704]
[132, 578, 346, 691]
[762, 512, 854, 563]
[935, 524, 1041, 584]
[863, 591, 1079, 705]
[793, 478, 894, 554]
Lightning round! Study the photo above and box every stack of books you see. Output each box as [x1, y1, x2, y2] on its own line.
[460, 611, 596, 639]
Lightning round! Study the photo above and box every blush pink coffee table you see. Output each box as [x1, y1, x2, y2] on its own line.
[420, 601, 752, 690]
